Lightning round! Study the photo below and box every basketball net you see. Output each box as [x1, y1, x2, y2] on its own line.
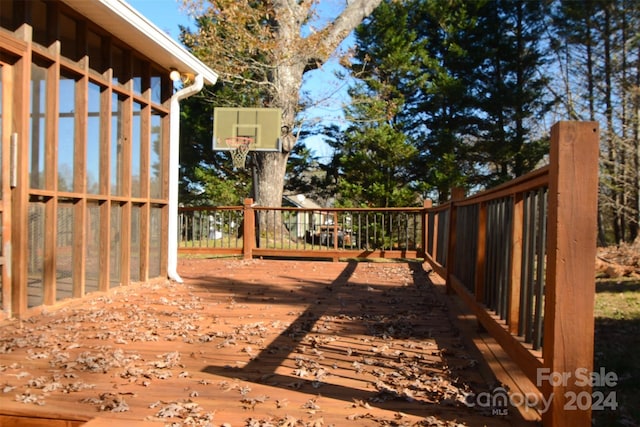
[225, 137, 254, 169]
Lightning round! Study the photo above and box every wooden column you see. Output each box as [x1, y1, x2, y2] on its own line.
[421, 199, 432, 259]
[508, 194, 524, 334]
[243, 198, 255, 260]
[542, 121, 599, 427]
[474, 202, 487, 303]
[98, 88, 112, 292]
[445, 187, 465, 294]
[11, 27, 32, 318]
[73, 68, 89, 297]
[0, 33, 20, 316]
[139, 102, 151, 283]
[432, 211, 439, 264]
[43, 48, 60, 306]
[119, 96, 133, 286]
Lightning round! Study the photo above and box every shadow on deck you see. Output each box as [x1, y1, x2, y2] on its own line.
[0, 258, 539, 426]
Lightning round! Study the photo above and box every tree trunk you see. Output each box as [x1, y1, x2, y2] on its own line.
[254, 151, 290, 207]
[631, 44, 640, 242]
[251, 151, 290, 240]
[222, 0, 383, 210]
[603, 6, 621, 243]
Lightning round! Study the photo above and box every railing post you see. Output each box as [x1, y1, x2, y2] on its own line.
[433, 210, 439, 263]
[542, 122, 599, 427]
[332, 212, 339, 250]
[422, 199, 432, 259]
[508, 194, 523, 333]
[474, 202, 486, 303]
[446, 187, 465, 294]
[243, 198, 255, 260]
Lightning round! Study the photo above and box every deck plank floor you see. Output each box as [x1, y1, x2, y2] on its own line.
[1, 258, 525, 426]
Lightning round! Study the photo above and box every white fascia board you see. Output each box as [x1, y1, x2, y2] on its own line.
[60, 0, 218, 85]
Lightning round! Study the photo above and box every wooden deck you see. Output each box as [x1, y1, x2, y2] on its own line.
[0, 258, 537, 426]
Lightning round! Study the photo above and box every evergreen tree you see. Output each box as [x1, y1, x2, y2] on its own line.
[338, 84, 418, 207]
[404, 0, 482, 202]
[472, 0, 553, 185]
[336, 0, 419, 207]
[283, 142, 333, 204]
[346, 0, 555, 202]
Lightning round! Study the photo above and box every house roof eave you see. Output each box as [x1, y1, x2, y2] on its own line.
[60, 0, 218, 85]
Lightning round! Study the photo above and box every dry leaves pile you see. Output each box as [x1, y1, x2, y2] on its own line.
[0, 259, 509, 426]
[596, 239, 640, 278]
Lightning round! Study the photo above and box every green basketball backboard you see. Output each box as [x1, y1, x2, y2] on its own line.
[213, 107, 282, 152]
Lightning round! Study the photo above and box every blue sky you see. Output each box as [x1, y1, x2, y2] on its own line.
[127, 0, 349, 160]
[128, 0, 192, 42]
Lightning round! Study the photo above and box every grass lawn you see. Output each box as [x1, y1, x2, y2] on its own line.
[593, 277, 640, 426]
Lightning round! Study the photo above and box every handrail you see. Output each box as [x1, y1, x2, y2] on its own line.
[456, 165, 550, 206]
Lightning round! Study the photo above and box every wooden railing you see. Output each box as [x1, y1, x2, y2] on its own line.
[179, 204, 426, 261]
[424, 121, 599, 426]
[178, 121, 599, 427]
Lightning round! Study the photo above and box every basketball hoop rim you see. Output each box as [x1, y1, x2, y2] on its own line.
[224, 136, 254, 148]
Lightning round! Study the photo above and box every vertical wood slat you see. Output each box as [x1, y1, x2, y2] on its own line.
[332, 212, 339, 251]
[1, 49, 15, 315]
[432, 211, 439, 262]
[11, 27, 32, 318]
[485, 201, 495, 307]
[445, 205, 456, 295]
[73, 69, 89, 298]
[243, 198, 255, 260]
[119, 96, 133, 285]
[139, 102, 151, 282]
[99, 75, 111, 196]
[542, 121, 599, 427]
[159, 203, 168, 278]
[445, 188, 465, 294]
[43, 46, 61, 306]
[140, 205, 150, 282]
[98, 87, 111, 292]
[508, 194, 523, 334]
[421, 200, 432, 259]
[73, 199, 86, 298]
[120, 201, 131, 285]
[159, 113, 170, 278]
[99, 201, 110, 292]
[474, 202, 486, 303]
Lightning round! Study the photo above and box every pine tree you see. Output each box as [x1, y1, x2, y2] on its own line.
[471, 0, 553, 185]
[403, 0, 482, 202]
[335, 0, 418, 207]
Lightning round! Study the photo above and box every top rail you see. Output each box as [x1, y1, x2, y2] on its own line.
[456, 165, 550, 206]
